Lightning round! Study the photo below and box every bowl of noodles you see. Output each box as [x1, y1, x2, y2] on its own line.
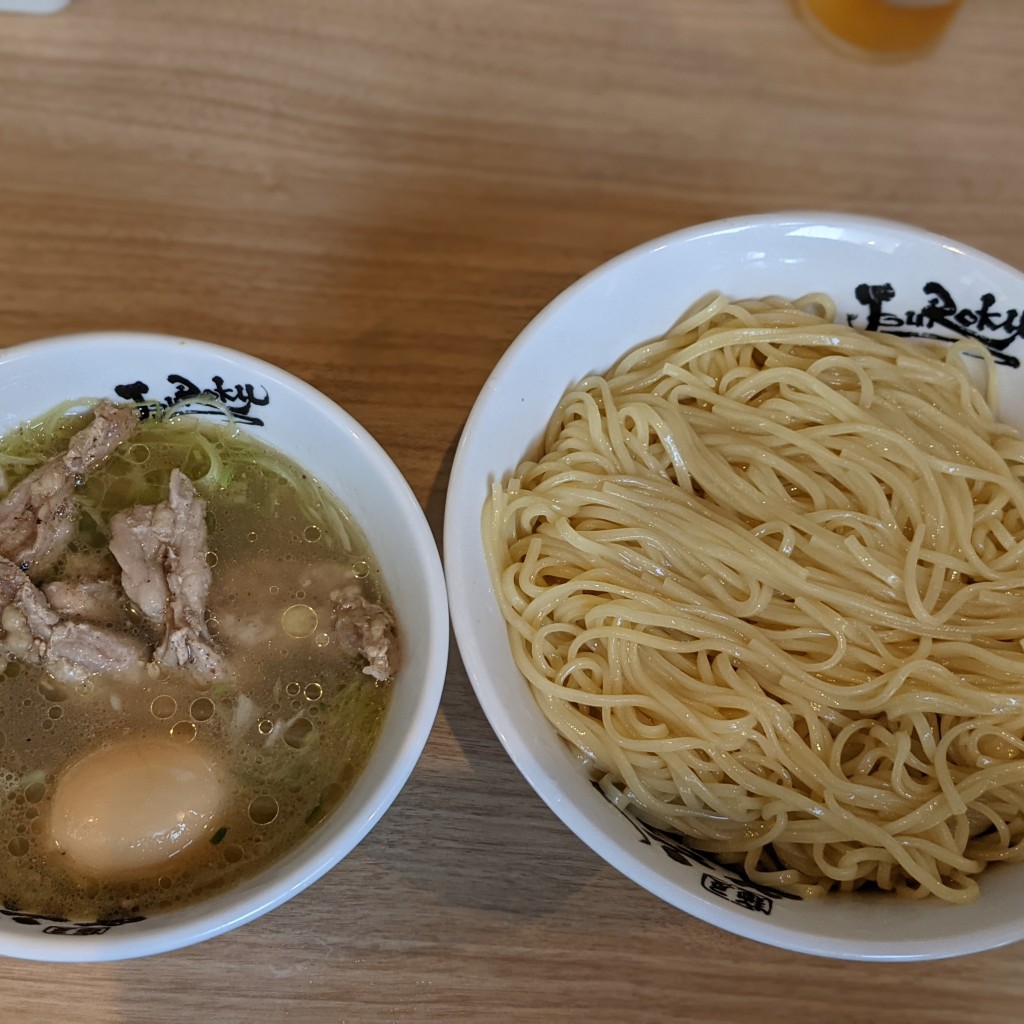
[0, 333, 448, 961]
[444, 211, 1024, 961]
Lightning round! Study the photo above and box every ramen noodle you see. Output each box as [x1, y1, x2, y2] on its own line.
[484, 292, 1024, 903]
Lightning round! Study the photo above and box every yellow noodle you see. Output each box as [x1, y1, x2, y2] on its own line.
[484, 292, 1024, 903]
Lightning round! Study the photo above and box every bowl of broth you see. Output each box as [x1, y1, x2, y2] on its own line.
[0, 332, 448, 961]
[445, 211, 1024, 960]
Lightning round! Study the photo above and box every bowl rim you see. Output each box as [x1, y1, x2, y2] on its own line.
[444, 210, 1024, 962]
[0, 330, 450, 962]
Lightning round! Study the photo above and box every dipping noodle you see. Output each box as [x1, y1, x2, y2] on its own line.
[484, 292, 1024, 903]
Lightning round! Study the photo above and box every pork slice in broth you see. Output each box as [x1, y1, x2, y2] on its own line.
[330, 578, 398, 682]
[214, 557, 398, 681]
[0, 401, 138, 577]
[214, 560, 347, 649]
[110, 468, 225, 681]
[0, 556, 58, 650]
[43, 579, 128, 626]
[46, 621, 148, 682]
[0, 555, 147, 684]
[109, 501, 173, 622]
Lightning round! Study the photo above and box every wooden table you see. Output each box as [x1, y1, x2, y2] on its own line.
[1, 1, 1022, 1020]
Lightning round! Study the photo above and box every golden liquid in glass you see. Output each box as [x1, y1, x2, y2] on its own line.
[796, 0, 963, 61]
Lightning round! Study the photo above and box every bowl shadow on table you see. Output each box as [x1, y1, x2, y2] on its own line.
[366, 427, 607, 923]
[324, 169, 746, 922]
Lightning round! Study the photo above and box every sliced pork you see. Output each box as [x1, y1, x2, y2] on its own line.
[46, 621, 147, 681]
[0, 401, 137, 577]
[0, 555, 146, 685]
[109, 469, 225, 680]
[214, 560, 346, 649]
[214, 556, 398, 681]
[331, 576, 398, 681]
[43, 579, 128, 626]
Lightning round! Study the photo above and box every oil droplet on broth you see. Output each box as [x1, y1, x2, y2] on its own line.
[282, 604, 318, 639]
[38, 678, 68, 702]
[303, 525, 322, 543]
[307, 782, 344, 827]
[284, 718, 314, 749]
[314, 632, 330, 649]
[24, 782, 45, 804]
[190, 698, 214, 722]
[47, 706, 62, 720]
[286, 681, 301, 697]
[257, 719, 274, 736]
[169, 720, 197, 742]
[151, 695, 177, 720]
[127, 443, 149, 465]
[223, 844, 245, 864]
[8, 837, 29, 857]
[248, 795, 279, 825]
[304, 682, 322, 701]
[352, 560, 369, 579]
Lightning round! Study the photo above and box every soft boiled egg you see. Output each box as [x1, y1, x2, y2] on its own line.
[48, 738, 224, 878]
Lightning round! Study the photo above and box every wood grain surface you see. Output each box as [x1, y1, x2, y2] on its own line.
[1, 1, 1023, 1021]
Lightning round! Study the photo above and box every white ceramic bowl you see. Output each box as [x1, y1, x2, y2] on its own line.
[0, 333, 449, 962]
[445, 211, 1024, 961]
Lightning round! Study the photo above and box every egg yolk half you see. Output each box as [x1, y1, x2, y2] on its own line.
[48, 738, 224, 878]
